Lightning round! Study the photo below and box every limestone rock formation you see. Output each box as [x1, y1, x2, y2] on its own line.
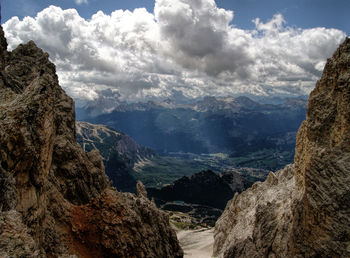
[214, 38, 350, 257]
[214, 165, 295, 257]
[0, 26, 182, 257]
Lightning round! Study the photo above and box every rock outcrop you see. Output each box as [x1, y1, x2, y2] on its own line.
[76, 121, 155, 192]
[0, 26, 182, 257]
[76, 121, 154, 168]
[214, 38, 350, 257]
[148, 170, 251, 210]
[147, 170, 253, 227]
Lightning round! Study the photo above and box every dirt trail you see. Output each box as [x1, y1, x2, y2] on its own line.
[177, 228, 214, 258]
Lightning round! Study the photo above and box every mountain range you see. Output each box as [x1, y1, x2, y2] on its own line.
[77, 95, 307, 171]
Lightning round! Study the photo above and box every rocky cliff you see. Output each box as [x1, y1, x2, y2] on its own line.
[76, 121, 154, 192]
[76, 121, 154, 168]
[214, 38, 350, 257]
[0, 26, 182, 257]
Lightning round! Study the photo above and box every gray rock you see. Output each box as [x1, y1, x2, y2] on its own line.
[136, 181, 148, 198]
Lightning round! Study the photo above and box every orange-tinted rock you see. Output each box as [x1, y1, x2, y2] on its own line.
[70, 189, 182, 258]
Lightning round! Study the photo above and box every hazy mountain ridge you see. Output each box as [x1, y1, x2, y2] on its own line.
[79, 94, 307, 116]
[76, 121, 155, 191]
[76, 121, 154, 166]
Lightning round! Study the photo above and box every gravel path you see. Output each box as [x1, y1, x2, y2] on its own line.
[177, 228, 214, 258]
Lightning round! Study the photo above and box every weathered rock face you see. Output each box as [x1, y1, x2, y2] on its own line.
[214, 165, 295, 257]
[290, 37, 350, 257]
[70, 188, 181, 257]
[0, 210, 40, 257]
[0, 26, 182, 257]
[214, 38, 350, 257]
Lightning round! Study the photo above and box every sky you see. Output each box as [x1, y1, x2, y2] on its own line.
[2, 0, 349, 106]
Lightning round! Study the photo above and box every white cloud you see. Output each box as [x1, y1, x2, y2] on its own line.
[75, 0, 88, 5]
[154, 0, 251, 77]
[3, 1, 347, 106]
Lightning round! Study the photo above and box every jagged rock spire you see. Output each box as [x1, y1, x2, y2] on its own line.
[0, 25, 7, 70]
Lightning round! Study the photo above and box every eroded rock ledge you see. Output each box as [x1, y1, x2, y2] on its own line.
[0, 26, 183, 257]
[214, 38, 350, 257]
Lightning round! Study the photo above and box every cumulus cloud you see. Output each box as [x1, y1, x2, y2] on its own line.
[3, 0, 346, 106]
[154, 0, 252, 77]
